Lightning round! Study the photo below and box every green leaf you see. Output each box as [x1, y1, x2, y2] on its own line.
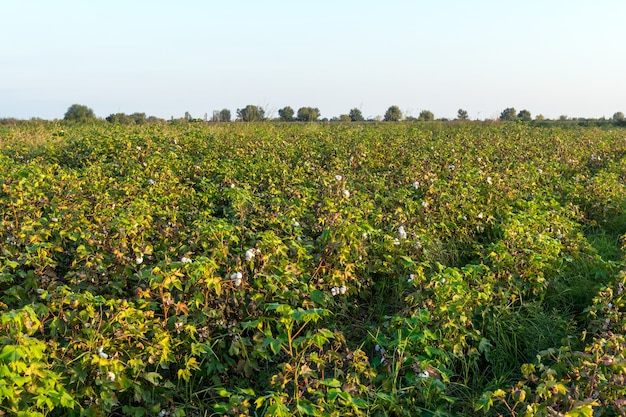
[310, 289, 325, 305]
[565, 405, 594, 417]
[424, 345, 442, 357]
[59, 390, 75, 408]
[12, 375, 31, 387]
[5, 260, 19, 269]
[478, 337, 492, 353]
[319, 378, 342, 388]
[351, 397, 368, 409]
[264, 337, 281, 355]
[474, 391, 493, 412]
[296, 402, 317, 415]
[0, 345, 21, 361]
[143, 371, 162, 385]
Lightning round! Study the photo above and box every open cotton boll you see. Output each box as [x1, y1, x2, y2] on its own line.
[230, 271, 243, 287]
[342, 189, 350, 198]
[398, 225, 407, 240]
[245, 248, 256, 261]
[97, 347, 108, 359]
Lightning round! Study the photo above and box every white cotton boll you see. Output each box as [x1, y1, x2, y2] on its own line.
[181, 256, 192, 264]
[418, 371, 429, 378]
[97, 347, 108, 359]
[331, 287, 338, 296]
[477, 213, 484, 219]
[412, 181, 420, 189]
[231, 272, 243, 280]
[398, 225, 407, 240]
[245, 248, 256, 261]
[135, 256, 144, 265]
[393, 239, 400, 246]
[233, 277, 242, 287]
[335, 174, 343, 181]
[486, 176, 493, 185]
[107, 372, 116, 382]
[339, 285, 347, 295]
[408, 274, 415, 283]
[293, 220, 300, 227]
[148, 179, 156, 185]
[421, 201, 429, 208]
[342, 189, 350, 198]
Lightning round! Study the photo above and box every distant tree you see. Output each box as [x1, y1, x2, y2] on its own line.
[456, 109, 469, 120]
[64, 104, 96, 122]
[296, 107, 320, 122]
[349, 108, 365, 122]
[383, 105, 402, 122]
[146, 116, 164, 124]
[535, 114, 545, 122]
[106, 112, 151, 124]
[339, 114, 351, 122]
[278, 106, 294, 122]
[130, 112, 147, 124]
[106, 113, 129, 124]
[517, 109, 532, 122]
[417, 110, 435, 121]
[499, 107, 518, 121]
[559, 115, 569, 121]
[219, 109, 231, 122]
[237, 105, 265, 122]
[612, 112, 625, 122]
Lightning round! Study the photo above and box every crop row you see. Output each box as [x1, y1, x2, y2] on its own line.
[1, 122, 625, 416]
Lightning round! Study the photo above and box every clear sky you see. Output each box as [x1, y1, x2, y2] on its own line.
[2, 0, 625, 120]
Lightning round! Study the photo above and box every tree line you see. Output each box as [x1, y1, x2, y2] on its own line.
[56, 103, 626, 126]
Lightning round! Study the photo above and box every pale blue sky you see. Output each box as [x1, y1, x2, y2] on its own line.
[1, 0, 625, 120]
